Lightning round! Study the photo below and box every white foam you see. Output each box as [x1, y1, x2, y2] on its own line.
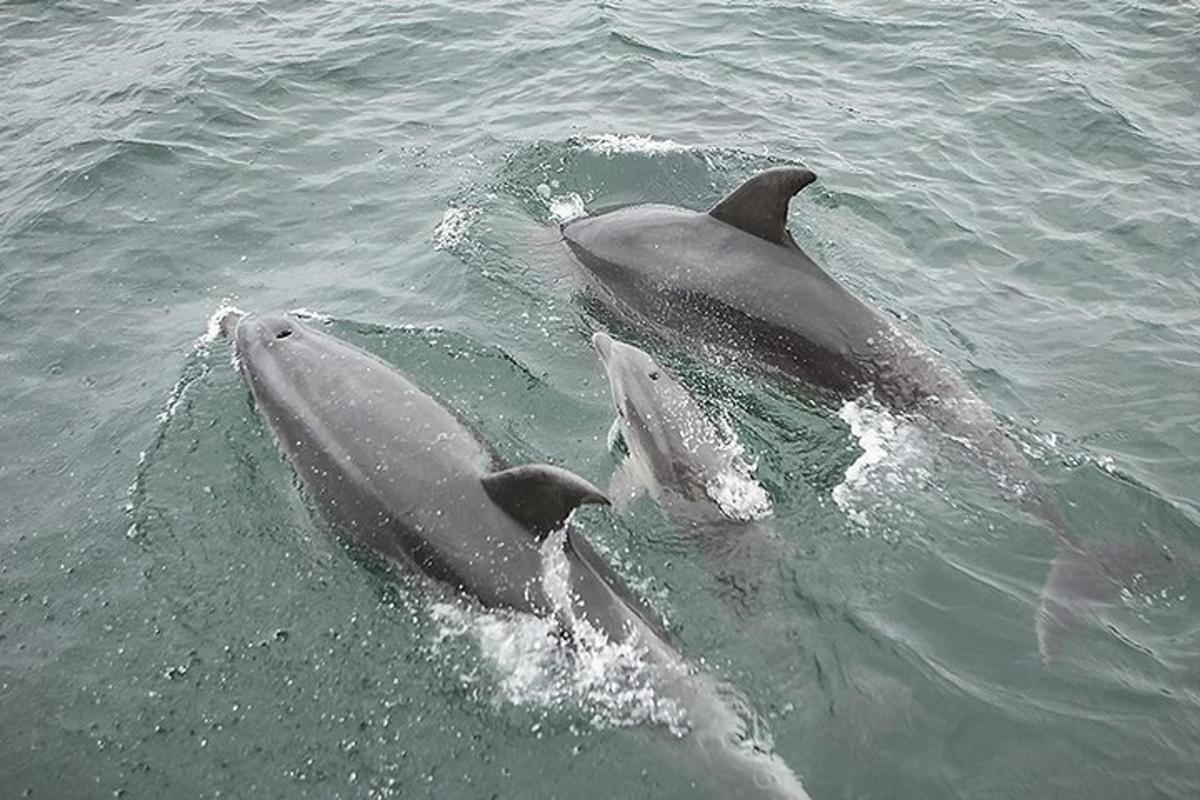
[155, 372, 192, 425]
[579, 133, 691, 155]
[428, 527, 689, 735]
[832, 395, 928, 530]
[706, 467, 772, 522]
[433, 206, 475, 250]
[706, 418, 772, 522]
[430, 602, 566, 708]
[155, 301, 242, 425]
[198, 300, 244, 354]
[548, 192, 586, 223]
[288, 307, 331, 323]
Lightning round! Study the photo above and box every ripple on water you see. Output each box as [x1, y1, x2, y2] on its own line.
[4, 1, 1200, 798]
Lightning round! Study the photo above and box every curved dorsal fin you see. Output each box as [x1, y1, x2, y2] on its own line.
[708, 166, 817, 246]
[482, 464, 609, 539]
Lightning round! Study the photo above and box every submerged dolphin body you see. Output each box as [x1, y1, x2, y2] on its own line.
[222, 311, 813, 799]
[592, 331, 777, 610]
[561, 167, 1120, 659]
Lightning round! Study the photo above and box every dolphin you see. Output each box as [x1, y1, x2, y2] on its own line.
[221, 310, 814, 799]
[223, 310, 654, 643]
[592, 331, 771, 524]
[560, 167, 1121, 659]
[592, 331, 777, 611]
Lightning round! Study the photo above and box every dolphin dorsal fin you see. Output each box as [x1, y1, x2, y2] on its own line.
[708, 166, 817, 246]
[482, 464, 610, 539]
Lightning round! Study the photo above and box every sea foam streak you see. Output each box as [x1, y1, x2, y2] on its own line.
[157, 300, 244, 425]
[832, 395, 929, 530]
[433, 205, 475, 250]
[706, 416, 773, 521]
[287, 307, 331, 323]
[577, 133, 691, 155]
[129, 301, 244, 538]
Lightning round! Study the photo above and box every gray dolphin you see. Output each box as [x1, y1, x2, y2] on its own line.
[222, 311, 814, 799]
[592, 331, 778, 611]
[225, 310, 656, 642]
[592, 331, 771, 523]
[561, 167, 1124, 659]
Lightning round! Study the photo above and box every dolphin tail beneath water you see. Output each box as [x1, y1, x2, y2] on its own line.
[1036, 536, 1185, 662]
[970, 441, 1185, 662]
[1037, 543, 1109, 663]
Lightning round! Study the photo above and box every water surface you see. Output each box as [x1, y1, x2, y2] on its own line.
[2, 1, 1199, 797]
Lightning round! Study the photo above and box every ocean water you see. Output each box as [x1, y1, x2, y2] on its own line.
[2, 1, 1199, 798]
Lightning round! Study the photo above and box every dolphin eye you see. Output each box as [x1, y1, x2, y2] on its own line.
[648, 371, 659, 381]
[276, 329, 293, 339]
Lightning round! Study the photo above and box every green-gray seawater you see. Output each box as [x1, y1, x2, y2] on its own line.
[3, 1, 1198, 797]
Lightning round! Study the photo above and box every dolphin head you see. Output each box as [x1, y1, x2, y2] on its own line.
[233, 312, 301, 348]
[230, 312, 316, 383]
[592, 332, 726, 494]
[591, 331, 669, 426]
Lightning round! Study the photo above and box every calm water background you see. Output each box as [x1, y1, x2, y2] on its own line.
[2, 1, 1199, 797]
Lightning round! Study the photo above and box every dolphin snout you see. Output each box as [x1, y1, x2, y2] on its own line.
[591, 331, 614, 363]
[216, 307, 245, 339]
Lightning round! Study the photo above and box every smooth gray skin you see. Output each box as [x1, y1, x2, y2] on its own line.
[561, 167, 1118, 659]
[228, 312, 667, 646]
[227, 312, 813, 798]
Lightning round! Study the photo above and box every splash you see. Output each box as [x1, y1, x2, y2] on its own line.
[577, 133, 691, 155]
[155, 301, 243, 425]
[198, 300, 244, 355]
[832, 395, 928, 530]
[429, 528, 689, 735]
[287, 307, 331, 323]
[706, 467, 772, 522]
[433, 205, 475, 250]
[547, 192, 586, 223]
[706, 417, 772, 521]
[1120, 581, 1188, 612]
